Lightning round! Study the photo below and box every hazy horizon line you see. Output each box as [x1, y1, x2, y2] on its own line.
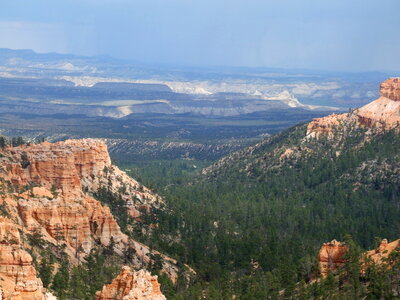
[2, 47, 400, 76]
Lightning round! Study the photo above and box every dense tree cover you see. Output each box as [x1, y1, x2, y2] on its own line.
[36, 247, 120, 300]
[122, 159, 211, 191]
[94, 187, 130, 233]
[124, 127, 400, 298]
[67, 249, 120, 299]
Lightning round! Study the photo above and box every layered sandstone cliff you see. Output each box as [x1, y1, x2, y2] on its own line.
[95, 266, 166, 300]
[307, 78, 400, 139]
[0, 139, 133, 259]
[1, 139, 161, 217]
[0, 139, 183, 298]
[0, 139, 167, 255]
[0, 217, 45, 300]
[318, 238, 400, 277]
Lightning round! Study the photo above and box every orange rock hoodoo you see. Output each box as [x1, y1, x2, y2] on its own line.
[318, 239, 348, 277]
[95, 266, 166, 300]
[1, 139, 160, 209]
[307, 78, 400, 138]
[318, 238, 400, 277]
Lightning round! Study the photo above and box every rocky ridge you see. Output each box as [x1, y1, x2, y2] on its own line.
[95, 266, 166, 300]
[202, 78, 400, 178]
[307, 78, 400, 139]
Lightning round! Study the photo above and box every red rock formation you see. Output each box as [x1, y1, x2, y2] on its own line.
[1, 139, 161, 218]
[307, 78, 400, 139]
[380, 77, 400, 101]
[279, 148, 294, 160]
[0, 140, 129, 259]
[1, 139, 109, 197]
[17, 194, 126, 256]
[318, 238, 400, 277]
[306, 113, 348, 139]
[0, 139, 166, 257]
[0, 217, 45, 300]
[364, 238, 400, 265]
[95, 266, 166, 300]
[318, 239, 348, 277]
[0, 138, 183, 293]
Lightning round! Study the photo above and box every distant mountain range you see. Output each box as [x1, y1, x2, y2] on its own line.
[1, 48, 398, 120]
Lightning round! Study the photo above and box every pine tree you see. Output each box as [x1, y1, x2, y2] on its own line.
[0, 136, 6, 148]
[52, 262, 70, 299]
[39, 257, 54, 288]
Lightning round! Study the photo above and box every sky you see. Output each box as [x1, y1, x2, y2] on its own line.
[0, 0, 399, 71]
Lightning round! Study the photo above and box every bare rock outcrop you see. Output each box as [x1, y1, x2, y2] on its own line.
[318, 239, 348, 277]
[0, 139, 164, 255]
[95, 266, 166, 300]
[365, 238, 400, 265]
[380, 77, 400, 101]
[318, 238, 400, 277]
[307, 78, 400, 139]
[0, 217, 45, 300]
[17, 194, 125, 256]
[1, 139, 161, 217]
[0, 140, 133, 259]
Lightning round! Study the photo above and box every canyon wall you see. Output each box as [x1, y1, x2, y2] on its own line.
[0, 139, 184, 297]
[1, 139, 161, 216]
